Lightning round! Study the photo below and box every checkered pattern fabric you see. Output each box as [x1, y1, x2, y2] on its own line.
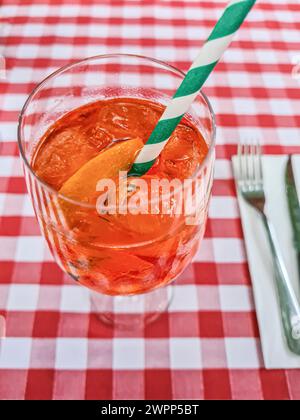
[1, 0, 300, 400]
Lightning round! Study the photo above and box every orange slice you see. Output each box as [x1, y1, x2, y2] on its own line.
[59, 138, 143, 203]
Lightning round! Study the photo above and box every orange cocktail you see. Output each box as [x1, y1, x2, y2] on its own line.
[18, 55, 215, 302]
[32, 98, 208, 295]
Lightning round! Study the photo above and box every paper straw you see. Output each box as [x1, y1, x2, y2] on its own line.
[128, 0, 256, 176]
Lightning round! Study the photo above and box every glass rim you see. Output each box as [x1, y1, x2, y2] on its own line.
[18, 53, 216, 208]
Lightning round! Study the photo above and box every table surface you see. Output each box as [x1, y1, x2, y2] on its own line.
[1, 0, 300, 400]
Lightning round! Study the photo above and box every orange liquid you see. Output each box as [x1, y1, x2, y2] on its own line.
[33, 98, 209, 295]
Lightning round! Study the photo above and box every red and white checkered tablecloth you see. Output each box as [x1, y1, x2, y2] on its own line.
[1, 0, 300, 400]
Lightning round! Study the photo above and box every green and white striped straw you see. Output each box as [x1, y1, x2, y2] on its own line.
[128, 0, 256, 177]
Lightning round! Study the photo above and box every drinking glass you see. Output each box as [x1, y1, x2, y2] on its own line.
[18, 54, 216, 328]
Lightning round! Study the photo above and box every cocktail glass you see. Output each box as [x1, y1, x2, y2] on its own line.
[18, 54, 216, 329]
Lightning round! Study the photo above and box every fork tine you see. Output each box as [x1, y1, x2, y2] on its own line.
[245, 142, 252, 186]
[244, 142, 248, 182]
[253, 141, 258, 184]
[238, 140, 251, 184]
[256, 141, 263, 184]
[249, 141, 256, 184]
[249, 140, 263, 187]
[237, 141, 243, 182]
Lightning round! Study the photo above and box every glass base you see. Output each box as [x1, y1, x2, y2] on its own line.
[90, 286, 173, 330]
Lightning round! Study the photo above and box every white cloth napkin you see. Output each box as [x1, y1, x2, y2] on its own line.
[232, 155, 300, 369]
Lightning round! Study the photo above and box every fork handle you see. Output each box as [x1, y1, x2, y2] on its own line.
[262, 214, 300, 355]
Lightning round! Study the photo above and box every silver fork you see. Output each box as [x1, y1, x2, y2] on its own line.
[237, 142, 300, 355]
